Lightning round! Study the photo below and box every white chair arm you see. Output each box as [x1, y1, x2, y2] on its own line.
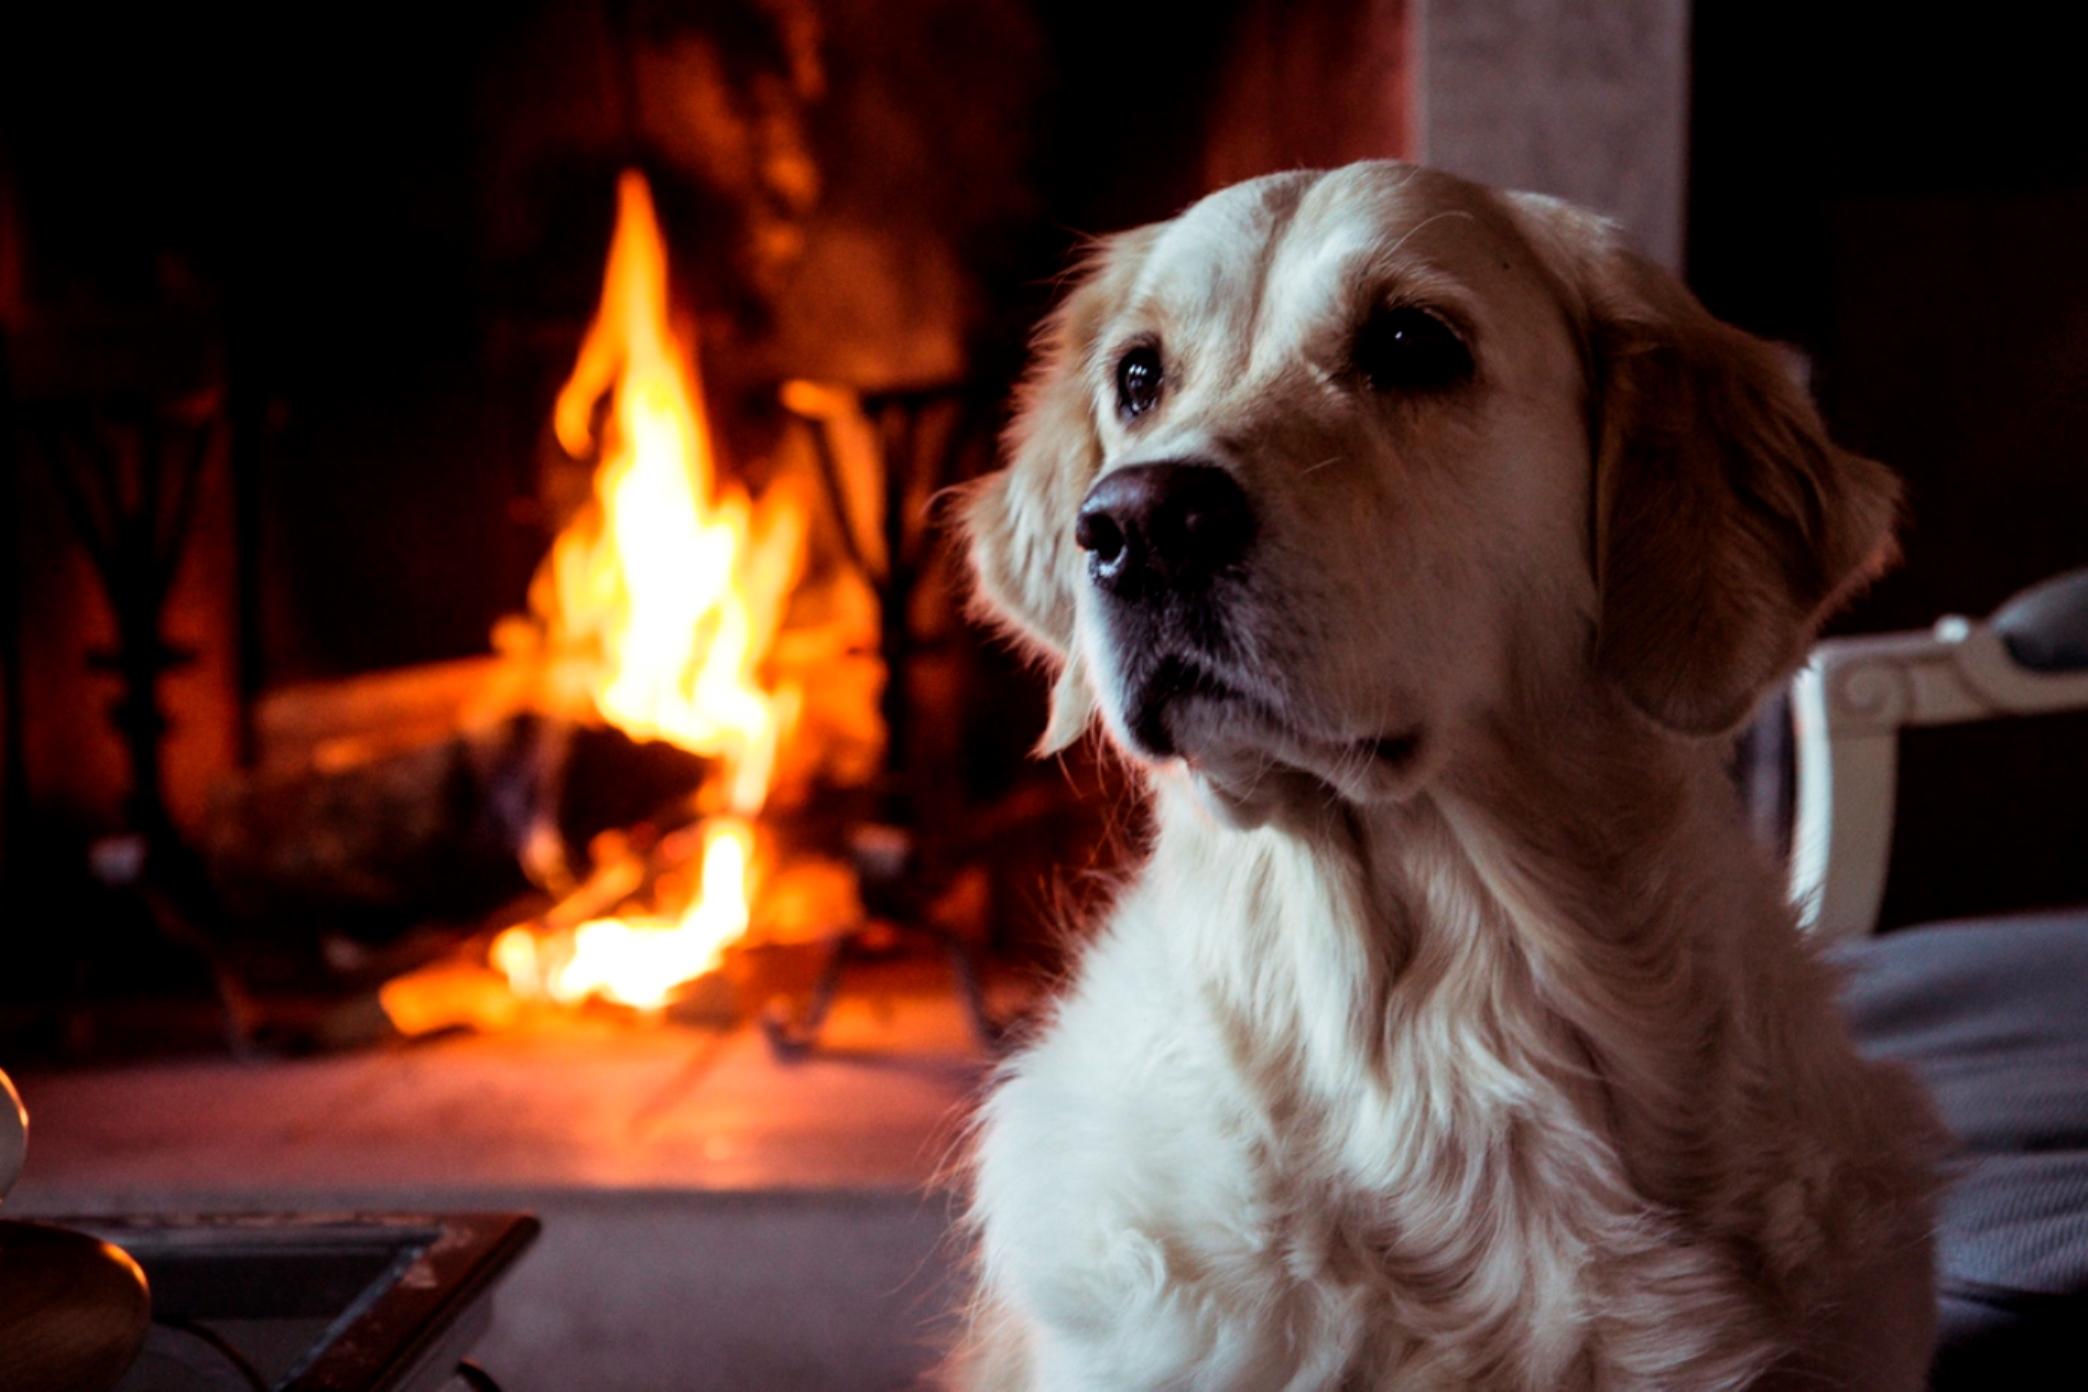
[1791, 572, 2088, 941]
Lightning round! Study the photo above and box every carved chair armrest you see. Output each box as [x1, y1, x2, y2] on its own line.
[1790, 569, 2088, 941]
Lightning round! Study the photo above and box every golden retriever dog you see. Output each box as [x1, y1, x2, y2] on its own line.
[949, 161, 1943, 1391]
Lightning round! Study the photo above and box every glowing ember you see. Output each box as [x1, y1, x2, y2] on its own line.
[489, 818, 755, 1011]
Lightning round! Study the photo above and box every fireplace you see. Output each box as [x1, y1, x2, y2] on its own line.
[0, 3, 1416, 1067]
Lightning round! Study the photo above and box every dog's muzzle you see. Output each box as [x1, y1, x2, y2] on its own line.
[1074, 461, 1257, 756]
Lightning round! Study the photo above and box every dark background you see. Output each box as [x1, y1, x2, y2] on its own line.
[1689, 6, 2088, 627]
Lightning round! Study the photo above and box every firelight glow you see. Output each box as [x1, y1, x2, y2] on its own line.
[495, 170, 807, 1009]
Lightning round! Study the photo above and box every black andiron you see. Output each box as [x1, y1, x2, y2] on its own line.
[761, 380, 1010, 1058]
[27, 392, 257, 1049]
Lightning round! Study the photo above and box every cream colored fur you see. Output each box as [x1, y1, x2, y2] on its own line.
[950, 162, 1942, 1391]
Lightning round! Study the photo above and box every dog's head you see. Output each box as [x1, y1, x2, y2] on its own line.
[963, 162, 1897, 825]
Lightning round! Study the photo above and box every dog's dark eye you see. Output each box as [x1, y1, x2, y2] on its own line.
[1352, 306, 1472, 394]
[1116, 345, 1164, 420]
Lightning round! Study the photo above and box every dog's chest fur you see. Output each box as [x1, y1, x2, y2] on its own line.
[969, 789, 1857, 1392]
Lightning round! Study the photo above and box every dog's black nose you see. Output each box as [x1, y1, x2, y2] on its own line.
[1075, 461, 1254, 596]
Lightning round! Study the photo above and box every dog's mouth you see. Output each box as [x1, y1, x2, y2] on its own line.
[1122, 653, 1248, 758]
[1362, 729, 1423, 767]
[1116, 649, 1424, 806]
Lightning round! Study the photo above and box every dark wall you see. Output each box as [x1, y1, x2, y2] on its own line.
[2, 3, 549, 683]
[1690, 5, 2088, 626]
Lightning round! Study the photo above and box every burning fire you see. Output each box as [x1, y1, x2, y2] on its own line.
[376, 167, 882, 1038]
[541, 171, 806, 815]
[493, 171, 804, 1012]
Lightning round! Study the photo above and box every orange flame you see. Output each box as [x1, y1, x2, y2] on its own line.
[503, 171, 802, 1011]
[488, 818, 754, 1011]
[541, 171, 806, 815]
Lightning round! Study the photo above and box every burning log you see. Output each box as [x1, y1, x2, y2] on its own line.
[201, 699, 710, 939]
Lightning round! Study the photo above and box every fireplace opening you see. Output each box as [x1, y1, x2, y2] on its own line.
[2, 1, 1413, 1063]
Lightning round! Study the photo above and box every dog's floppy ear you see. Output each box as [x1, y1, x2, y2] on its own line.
[1514, 195, 1901, 735]
[960, 227, 1156, 753]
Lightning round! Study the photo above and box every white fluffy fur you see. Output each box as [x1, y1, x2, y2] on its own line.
[951, 162, 1941, 1391]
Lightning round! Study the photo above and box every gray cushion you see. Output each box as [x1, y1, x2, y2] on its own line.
[1835, 909, 2088, 1385]
[1993, 567, 2088, 673]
